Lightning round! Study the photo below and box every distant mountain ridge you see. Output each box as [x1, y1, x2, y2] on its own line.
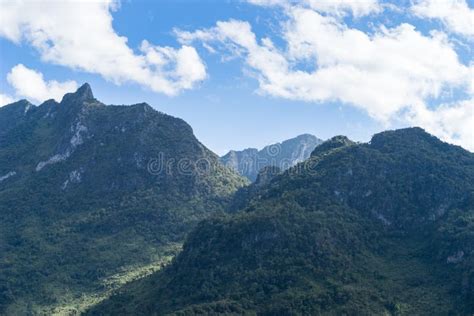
[220, 134, 323, 181]
[0, 83, 247, 314]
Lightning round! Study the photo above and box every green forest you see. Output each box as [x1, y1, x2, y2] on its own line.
[1, 86, 473, 315]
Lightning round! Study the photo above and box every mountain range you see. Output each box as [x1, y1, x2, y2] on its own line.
[89, 128, 474, 315]
[1, 84, 473, 315]
[220, 134, 323, 181]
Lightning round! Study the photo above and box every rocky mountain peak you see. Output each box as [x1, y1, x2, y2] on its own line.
[221, 134, 322, 181]
[60, 83, 95, 104]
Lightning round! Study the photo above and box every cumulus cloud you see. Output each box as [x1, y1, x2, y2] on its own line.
[411, 0, 474, 38]
[7, 64, 78, 103]
[247, 0, 382, 17]
[177, 12, 471, 121]
[177, 5, 473, 150]
[406, 98, 474, 151]
[0, 0, 206, 96]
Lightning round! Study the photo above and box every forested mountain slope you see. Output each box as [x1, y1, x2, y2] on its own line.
[0, 84, 247, 314]
[90, 128, 474, 315]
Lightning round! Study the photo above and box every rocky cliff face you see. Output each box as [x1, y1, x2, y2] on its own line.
[220, 134, 322, 181]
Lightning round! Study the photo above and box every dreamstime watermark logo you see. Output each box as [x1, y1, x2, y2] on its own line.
[234, 143, 321, 177]
[266, 143, 280, 157]
[147, 152, 215, 176]
[146, 143, 322, 178]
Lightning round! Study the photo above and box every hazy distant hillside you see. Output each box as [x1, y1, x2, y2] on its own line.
[220, 134, 323, 181]
[0, 84, 247, 315]
[91, 128, 474, 315]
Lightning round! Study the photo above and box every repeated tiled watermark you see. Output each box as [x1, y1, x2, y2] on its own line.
[147, 143, 321, 177]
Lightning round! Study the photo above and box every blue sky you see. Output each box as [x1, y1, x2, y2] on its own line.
[0, 0, 473, 154]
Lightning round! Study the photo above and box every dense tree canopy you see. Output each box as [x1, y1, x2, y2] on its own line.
[90, 128, 474, 315]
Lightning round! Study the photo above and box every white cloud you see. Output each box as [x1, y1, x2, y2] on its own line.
[0, 0, 206, 96]
[177, 12, 471, 121]
[177, 6, 473, 150]
[411, 0, 474, 38]
[140, 41, 207, 92]
[246, 0, 382, 17]
[0, 93, 14, 107]
[7, 64, 78, 103]
[406, 98, 474, 151]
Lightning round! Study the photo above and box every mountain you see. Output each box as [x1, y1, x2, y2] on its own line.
[220, 134, 323, 181]
[0, 99, 34, 137]
[0, 84, 247, 315]
[228, 165, 282, 212]
[89, 128, 474, 315]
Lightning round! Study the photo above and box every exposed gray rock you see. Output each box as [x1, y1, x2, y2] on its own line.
[221, 134, 322, 181]
[37, 120, 89, 171]
[0, 171, 16, 183]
